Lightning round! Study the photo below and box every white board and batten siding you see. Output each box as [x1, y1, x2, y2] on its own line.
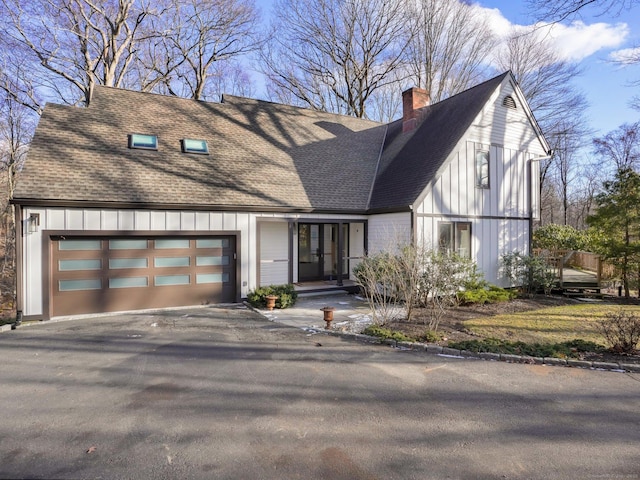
[415, 216, 529, 286]
[414, 79, 547, 285]
[258, 221, 289, 286]
[348, 222, 366, 276]
[20, 207, 368, 317]
[367, 212, 412, 254]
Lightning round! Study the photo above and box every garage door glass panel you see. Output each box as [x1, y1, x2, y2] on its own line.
[197, 273, 229, 284]
[155, 274, 190, 286]
[154, 256, 190, 267]
[109, 258, 148, 269]
[59, 239, 101, 250]
[59, 279, 102, 291]
[156, 239, 190, 249]
[196, 239, 229, 248]
[109, 239, 147, 250]
[59, 259, 102, 271]
[109, 277, 148, 288]
[196, 255, 229, 266]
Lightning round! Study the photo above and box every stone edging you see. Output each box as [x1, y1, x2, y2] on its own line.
[246, 301, 640, 374]
[323, 330, 640, 373]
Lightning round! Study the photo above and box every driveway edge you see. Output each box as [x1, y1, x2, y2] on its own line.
[248, 302, 638, 374]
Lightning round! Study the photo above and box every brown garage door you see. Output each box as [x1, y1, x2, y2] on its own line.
[50, 236, 236, 317]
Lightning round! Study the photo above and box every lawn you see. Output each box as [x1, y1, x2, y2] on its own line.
[464, 303, 640, 345]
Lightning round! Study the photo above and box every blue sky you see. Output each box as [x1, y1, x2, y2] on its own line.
[478, 0, 640, 135]
[256, 0, 640, 136]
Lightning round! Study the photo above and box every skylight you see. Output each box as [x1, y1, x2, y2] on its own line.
[182, 138, 209, 154]
[129, 133, 158, 150]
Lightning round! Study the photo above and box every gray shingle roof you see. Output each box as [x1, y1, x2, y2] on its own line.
[13, 72, 514, 213]
[368, 72, 510, 212]
[15, 88, 386, 212]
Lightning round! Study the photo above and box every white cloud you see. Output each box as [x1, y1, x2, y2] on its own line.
[543, 21, 629, 61]
[473, 5, 629, 62]
[609, 46, 640, 64]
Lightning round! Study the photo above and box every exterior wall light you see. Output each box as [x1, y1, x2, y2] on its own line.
[28, 213, 40, 233]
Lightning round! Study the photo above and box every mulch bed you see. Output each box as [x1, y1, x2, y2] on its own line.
[387, 294, 640, 365]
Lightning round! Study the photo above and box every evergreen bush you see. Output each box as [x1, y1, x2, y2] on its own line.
[247, 284, 298, 309]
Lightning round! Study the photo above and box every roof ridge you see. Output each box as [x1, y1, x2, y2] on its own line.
[427, 71, 511, 108]
[222, 93, 384, 125]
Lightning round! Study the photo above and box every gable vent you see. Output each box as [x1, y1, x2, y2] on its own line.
[502, 95, 517, 109]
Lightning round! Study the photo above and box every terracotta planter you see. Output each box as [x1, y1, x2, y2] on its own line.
[321, 306, 336, 329]
[265, 295, 278, 311]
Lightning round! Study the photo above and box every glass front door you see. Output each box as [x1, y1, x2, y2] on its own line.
[298, 224, 321, 281]
[298, 223, 348, 282]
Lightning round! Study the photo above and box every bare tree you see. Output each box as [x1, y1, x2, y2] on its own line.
[593, 121, 640, 174]
[149, 0, 260, 101]
[0, 93, 34, 305]
[210, 61, 255, 99]
[1, 0, 158, 106]
[367, 82, 403, 123]
[569, 159, 600, 229]
[406, 0, 497, 102]
[526, 0, 639, 22]
[0, 96, 33, 200]
[497, 29, 590, 226]
[261, 0, 412, 119]
[498, 29, 588, 137]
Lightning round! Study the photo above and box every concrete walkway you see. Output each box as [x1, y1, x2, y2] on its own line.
[259, 292, 373, 331]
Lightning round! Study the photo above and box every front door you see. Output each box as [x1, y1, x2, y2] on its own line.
[298, 223, 348, 282]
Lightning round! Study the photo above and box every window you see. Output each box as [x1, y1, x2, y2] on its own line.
[129, 133, 158, 150]
[476, 150, 489, 188]
[181, 138, 209, 154]
[438, 222, 471, 259]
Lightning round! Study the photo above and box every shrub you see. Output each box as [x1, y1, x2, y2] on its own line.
[501, 251, 557, 295]
[448, 338, 604, 358]
[362, 325, 415, 342]
[421, 329, 443, 343]
[352, 252, 406, 324]
[597, 310, 640, 353]
[533, 224, 595, 251]
[354, 245, 476, 329]
[247, 284, 298, 309]
[457, 266, 515, 305]
[418, 251, 474, 330]
[457, 284, 514, 305]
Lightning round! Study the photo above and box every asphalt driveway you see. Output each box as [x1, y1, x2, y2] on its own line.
[1, 305, 639, 480]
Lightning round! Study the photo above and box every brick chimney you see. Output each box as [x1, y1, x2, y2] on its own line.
[402, 87, 430, 133]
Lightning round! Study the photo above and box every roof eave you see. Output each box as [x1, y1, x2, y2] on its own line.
[365, 205, 413, 215]
[10, 197, 369, 216]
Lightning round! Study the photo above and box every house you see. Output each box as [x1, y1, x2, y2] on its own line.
[12, 71, 550, 320]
